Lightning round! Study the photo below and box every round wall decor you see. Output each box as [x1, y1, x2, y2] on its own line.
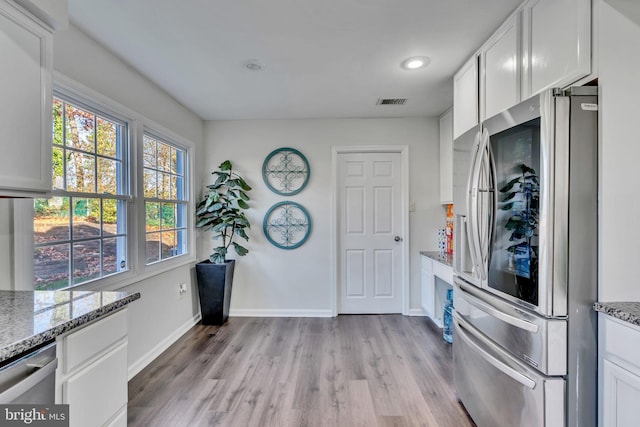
[263, 201, 311, 249]
[262, 147, 310, 195]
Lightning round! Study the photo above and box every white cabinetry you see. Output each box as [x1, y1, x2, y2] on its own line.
[599, 314, 640, 427]
[421, 256, 434, 318]
[421, 254, 453, 327]
[453, 55, 479, 140]
[439, 108, 453, 204]
[522, 0, 591, 98]
[0, 0, 52, 197]
[480, 12, 521, 121]
[56, 309, 129, 427]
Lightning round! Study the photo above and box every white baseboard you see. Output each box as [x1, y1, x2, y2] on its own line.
[407, 308, 427, 316]
[229, 308, 333, 318]
[127, 313, 201, 380]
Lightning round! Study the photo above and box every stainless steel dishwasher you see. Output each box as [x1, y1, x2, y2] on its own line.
[0, 342, 57, 404]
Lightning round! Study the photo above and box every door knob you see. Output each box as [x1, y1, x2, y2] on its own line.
[394, 236, 402, 242]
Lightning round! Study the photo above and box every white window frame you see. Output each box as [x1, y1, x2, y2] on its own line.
[14, 73, 196, 291]
[139, 127, 193, 267]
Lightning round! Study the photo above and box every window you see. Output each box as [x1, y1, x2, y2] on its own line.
[33, 96, 129, 290]
[143, 133, 188, 264]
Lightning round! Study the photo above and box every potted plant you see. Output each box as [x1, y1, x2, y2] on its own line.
[499, 163, 539, 301]
[195, 160, 251, 325]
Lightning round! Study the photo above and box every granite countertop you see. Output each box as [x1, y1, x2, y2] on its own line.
[420, 251, 453, 268]
[594, 302, 640, 327]
[0, 290, 140, 364]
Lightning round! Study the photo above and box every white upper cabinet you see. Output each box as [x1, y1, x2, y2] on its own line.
[0, 0, 52, 197]
[522, 0, 591, 98]
[439, 108, 453, 204]
[480, 12, 521, 121]
[453, 55, 479, 140]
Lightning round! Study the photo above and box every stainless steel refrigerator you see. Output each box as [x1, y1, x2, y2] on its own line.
[452, 86, 598, 427]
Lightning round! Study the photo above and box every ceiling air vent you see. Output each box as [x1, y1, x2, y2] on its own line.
[376, 98, 407, 105]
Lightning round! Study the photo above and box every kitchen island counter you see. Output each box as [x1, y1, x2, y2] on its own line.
[0, 290, 140, 365]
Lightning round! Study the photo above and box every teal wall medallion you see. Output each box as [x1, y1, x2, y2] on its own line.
[262, 147, 310, 195]
[263, 201, 311, 249]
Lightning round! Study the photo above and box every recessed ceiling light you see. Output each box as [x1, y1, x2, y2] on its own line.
[401, 56, 431, 70]
[245, 60, 264, 71]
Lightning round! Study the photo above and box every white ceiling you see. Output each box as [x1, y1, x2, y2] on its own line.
[68, 0, 522, 121]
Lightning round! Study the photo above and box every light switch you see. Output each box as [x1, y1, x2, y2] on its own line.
[409, 202, 416, 212]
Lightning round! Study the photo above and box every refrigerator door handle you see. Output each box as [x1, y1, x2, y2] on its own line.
[473, 129, 490, 280]
[466, 130, 483, 280]
[488, 130, 498, 269]
[454, 312, 536, 389]
[479, 128, 492, 269]
[457, 282, 540, 333]
[468, 130, 485, 280]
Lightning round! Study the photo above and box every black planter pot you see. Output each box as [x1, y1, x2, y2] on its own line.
[195, 260, 235, 325]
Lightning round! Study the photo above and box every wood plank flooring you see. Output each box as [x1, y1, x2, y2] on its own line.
[128, 315, 475, 427]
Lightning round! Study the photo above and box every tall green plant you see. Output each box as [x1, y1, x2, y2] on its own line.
[499, 163, 540, 279]
[196, 160, 252, 264]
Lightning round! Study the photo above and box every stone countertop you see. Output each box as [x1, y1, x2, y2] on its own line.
[420, 251, 453, 268]
[0, 290, 140, 365]
[594, 302, 640, 327]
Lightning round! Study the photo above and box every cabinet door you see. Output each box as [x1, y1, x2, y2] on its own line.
[0, 1, 52, 196]
[522, 0, 591, 98]
[439, 108, 453, 204]
[453, 55, 479, 140]
[603, 359, 640, 427]
[480, 13, 521, 121]
[63, 342, 128, 427]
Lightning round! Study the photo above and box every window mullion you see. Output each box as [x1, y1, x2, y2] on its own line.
[94, 114, 98, 194]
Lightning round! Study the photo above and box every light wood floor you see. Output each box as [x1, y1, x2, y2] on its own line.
[128, 315, 475, 427]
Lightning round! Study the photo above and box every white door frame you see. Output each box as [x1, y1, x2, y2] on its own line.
[331, 145, 410, 316]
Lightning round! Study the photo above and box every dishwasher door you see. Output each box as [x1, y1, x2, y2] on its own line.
[0, 343, 57, 404]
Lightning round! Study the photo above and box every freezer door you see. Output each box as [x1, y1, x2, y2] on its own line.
[455, 278, 567, 376]
[453, 313, 565, 427]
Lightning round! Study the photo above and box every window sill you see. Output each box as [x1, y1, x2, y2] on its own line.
[69, 254, 197, 293]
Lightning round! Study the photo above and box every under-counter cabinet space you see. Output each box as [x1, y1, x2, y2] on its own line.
[453, 55, 479, 139]
[56, 308, 129, 427]
[480, 11, 521, 121]
[421, 252, 453, 327]
[521, 0, 591, 98]
[439, 108, 453, 204]
[598, 310, 640, 427]
[0, 0, 52, 196]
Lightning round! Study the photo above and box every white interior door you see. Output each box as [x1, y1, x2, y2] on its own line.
[338, 152, 403, 314]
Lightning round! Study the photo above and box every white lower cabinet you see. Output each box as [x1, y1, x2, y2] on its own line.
[599, 314, 640, 427]
[421, 256, 434, 318]
[56, 309, 129, 427]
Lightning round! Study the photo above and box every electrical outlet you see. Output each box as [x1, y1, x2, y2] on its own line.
[409, 202, 416, 212]
[178, 283, 187, 295]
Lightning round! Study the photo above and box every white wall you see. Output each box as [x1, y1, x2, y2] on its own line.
[0, 24, 205, 376]
[204, 118, 442, 315]
[598, 2, 640, 301]
[53, 25, 206, 376]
